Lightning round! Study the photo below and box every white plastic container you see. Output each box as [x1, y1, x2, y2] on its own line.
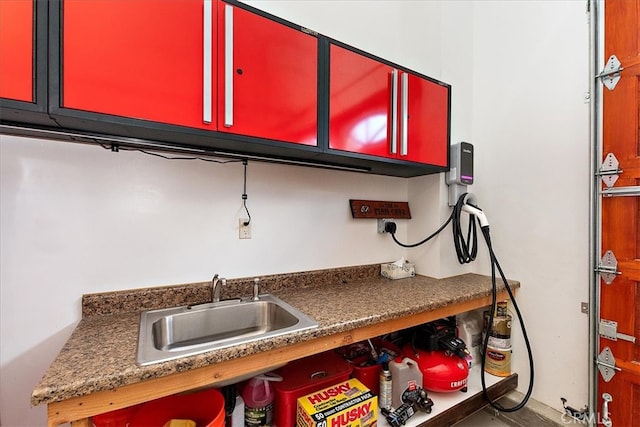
[389, 357, 423, 409]
[231, 393, 244, 427]
[456, 309, 483, 368]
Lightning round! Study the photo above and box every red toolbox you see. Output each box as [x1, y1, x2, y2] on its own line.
[273, 350, 353, 427]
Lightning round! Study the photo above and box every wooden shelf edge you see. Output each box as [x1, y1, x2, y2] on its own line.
[48, 290, 512, 426]
[418, 373, 519, 427]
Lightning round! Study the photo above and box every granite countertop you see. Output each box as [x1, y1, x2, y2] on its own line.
[32, 265, 519, 407]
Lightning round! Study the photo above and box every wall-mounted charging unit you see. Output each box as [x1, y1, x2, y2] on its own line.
[446, 142, 474, 206]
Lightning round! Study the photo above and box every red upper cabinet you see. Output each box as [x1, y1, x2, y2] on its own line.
[329, 44, 396, 159]
[61, 0, 318, 145]
[216, 1, 318, 146]
[329, 43, 449, 167]
[0, 0, 34, 103]
[62, 0, 215, 130]
[17, 0, 444, 176]
[402, 73, 449, 166]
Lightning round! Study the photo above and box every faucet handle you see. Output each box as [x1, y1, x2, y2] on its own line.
[211, 275, 226, 303]
[252, 278, 260, 301]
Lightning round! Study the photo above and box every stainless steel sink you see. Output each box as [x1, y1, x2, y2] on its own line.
[137, 294, 318, 365]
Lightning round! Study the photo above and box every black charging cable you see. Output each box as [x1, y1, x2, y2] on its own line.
[452, 195, 478, 263]
[478, 224, 534, 412]
[389, 194, 478, 264]
[388, 193, 534, 411]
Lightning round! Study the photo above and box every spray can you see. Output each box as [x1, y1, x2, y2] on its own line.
[379, 361, 392, 410]
[243, 373, 282, 426]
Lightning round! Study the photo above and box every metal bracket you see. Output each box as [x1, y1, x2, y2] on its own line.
[602, 393, 612, 427]
[597, 153, 621, 188]
[596, 250, 621, 284]
[598, 153, 640, 196]
[581, 302, 589, 314]
[597, 55, 623, 90]
[561, 398, 589, 422]
[601, 186, 640, 197]
[597, 347, 621, 382]
[599, 319, 637, 343]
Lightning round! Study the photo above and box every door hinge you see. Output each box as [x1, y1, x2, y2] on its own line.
[597, 55, 623, 90]
[597, 347, 621, 382]
[597, 153, 621, 188]
[599, 319, 637, 343]
[596, 250, 621, 284]
[598, 153, 640, 196]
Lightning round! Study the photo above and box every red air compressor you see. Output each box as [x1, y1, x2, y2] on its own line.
[403, 345, 469, 392]
[402, 317, 470, 392]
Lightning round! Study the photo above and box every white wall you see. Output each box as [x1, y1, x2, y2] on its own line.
[471, 0, 590, 410]
[0, 135, 413, 426]
[0, 1, 589, 425]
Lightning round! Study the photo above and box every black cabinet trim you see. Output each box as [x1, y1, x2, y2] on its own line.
[2, 0, 451, 178]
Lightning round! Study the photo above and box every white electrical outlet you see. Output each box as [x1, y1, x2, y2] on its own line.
[377, 218, 394, 233]
[239, 218, 251, 239]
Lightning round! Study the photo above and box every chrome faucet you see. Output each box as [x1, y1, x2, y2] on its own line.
[211, 274, 226, 302]
[252, 278, 260, 301]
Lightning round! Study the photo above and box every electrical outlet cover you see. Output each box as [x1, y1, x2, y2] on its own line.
[239, 219, 251, 239]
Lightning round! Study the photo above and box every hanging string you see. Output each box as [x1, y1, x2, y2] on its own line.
[242, 160, 251, 226]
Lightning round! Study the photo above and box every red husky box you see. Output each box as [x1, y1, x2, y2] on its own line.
[296, 378, 377, 427]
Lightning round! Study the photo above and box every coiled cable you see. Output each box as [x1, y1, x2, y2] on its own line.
[390, 194, 478, 265]
[452, 194, 478, 263]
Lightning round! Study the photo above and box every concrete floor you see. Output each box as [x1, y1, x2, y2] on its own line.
[453, 394, 565, 427]
[454, 409, 512, 427]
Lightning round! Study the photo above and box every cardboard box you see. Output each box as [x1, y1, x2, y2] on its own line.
[296, 378, 377, 427]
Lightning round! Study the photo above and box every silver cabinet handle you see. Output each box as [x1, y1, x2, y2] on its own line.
[400, 72, 408, 156]
[390, 69, 398, 154]
[203, 0, 213, 124]
[224, 4, 234, 127]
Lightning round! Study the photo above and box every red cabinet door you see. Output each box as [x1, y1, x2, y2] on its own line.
[0, 0, 34, 102]
[329, 44, 396, 159]
[329, 44, 449, 166]
[401, 73, 449, 166]
[218, 2, 318, 146]
[62, 0, 215, 130]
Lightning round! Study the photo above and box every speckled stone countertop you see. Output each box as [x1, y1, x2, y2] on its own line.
[32, 264, 519, 406]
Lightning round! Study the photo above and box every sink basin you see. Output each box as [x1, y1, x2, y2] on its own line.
[137, 294, 318, 365]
